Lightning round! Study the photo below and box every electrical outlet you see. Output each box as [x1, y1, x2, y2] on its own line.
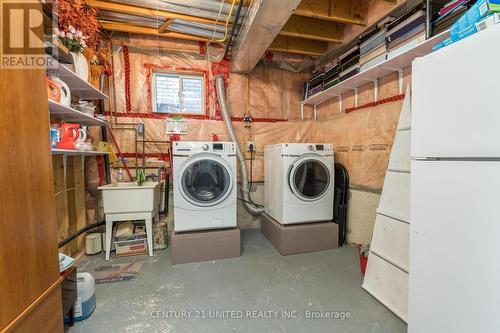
[245, 141, 256, 160]
[246, 141, 256, 152]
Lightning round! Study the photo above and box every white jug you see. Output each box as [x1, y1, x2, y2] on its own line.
[50, 76, 71, 107]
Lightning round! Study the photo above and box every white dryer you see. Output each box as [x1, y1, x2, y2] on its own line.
[264, 143, 334, 225]
[173, 141, 237, 232]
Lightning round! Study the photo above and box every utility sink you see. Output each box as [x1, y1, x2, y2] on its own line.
[98, 182, 161, 214]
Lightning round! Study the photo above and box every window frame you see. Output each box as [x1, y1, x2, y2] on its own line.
[151, 70, 206, 116]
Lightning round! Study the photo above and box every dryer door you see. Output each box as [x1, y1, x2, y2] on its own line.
[179, 154, 233, 207]
[288, 155, 331, 202]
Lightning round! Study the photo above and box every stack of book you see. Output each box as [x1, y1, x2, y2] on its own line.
[338, 45, 360, 82]
[307, 66, 325, 97]
[433, 1, 472, 35]
[386, 4, 427, 59]
[359, 27, 388, 71]
[322, 59, 340, 91]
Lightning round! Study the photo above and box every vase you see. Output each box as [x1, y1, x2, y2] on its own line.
[70, 52, 89, 83]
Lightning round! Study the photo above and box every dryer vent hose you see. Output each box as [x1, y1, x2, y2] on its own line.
[215, 75, 264, 215]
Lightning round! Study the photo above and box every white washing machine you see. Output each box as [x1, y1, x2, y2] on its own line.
[264, 143, 334, 225]
[173, 141, 237, 232]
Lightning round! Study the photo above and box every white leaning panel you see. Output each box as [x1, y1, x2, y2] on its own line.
[397, 87, 411, 130]
[370, 213, 409, 272]
[378, 171, 410, 222]
[362, 253, 409, 322]
[388, 130, 411, 172]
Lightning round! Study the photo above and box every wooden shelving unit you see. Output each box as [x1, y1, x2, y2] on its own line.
[300, 30, 450, 119]
[46, 43, 110, 256]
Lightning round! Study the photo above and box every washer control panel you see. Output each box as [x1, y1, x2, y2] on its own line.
[174, 141, 236, 154]
[305, 144, 333, 152]
[281, 143, 334, 155]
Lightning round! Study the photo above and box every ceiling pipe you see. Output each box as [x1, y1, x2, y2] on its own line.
[162, 0, 245, 16]
[223, 0, 244, 59]
[168, 23, 225, 39]
[113, 0, 245, 23]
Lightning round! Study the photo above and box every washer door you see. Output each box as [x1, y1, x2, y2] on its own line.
[179, 154, 233, 207]
[288, 155, 331, 202]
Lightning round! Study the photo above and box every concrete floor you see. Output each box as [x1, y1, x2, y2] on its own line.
[67, 230, 406, 333]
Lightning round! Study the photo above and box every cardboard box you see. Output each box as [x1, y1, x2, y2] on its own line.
[433, 13, 500, 51]
[450, 0, 500, 35]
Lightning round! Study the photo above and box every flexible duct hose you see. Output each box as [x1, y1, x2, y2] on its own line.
[215, 75, 264, 215]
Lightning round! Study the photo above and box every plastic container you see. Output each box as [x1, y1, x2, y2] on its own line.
[50, 125, 60, 148]
[64, 272, 96, 323]
[85, 233, 102, 255]
[115, 237, 148, 256]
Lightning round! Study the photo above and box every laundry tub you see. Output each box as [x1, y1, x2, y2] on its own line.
[98, 181, 161, 260]
[98, 181, 161, 215]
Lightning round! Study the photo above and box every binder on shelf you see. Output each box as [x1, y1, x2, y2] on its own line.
[385, 2, 425, 32]
[388, 28, 426, 52]
[388, 33, 426, 59]
[360, 44, 387, 65]
[339, 66, 360, 82]
[386, 11, 426, 44]
[360, 53, 388, 71]
[433, 6, 468, 35]
[439, 0, 469, 16]
[360, 29, 387, 56]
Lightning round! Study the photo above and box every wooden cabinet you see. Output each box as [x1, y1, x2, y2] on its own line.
[0, 52, 63, 333]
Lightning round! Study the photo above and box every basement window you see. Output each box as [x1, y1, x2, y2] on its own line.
[152, 71, 205, 115]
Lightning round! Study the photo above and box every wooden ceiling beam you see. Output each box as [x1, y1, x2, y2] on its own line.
[99, 20, 212, 42]
[158, 18, 175, 33]
[279, 15, 343, 42]
[86, 0, 223, 26]
[268, 35, 329, 57]
[294, 0, 367, 26]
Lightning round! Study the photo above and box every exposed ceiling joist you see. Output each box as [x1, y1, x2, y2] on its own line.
[158, 18, 175, 33]
[99, 20, 211, 42]
[280, 15, 343, 42]
[294, 0, 368, 26]
[269, 35, 329, 57]
[86, 0, 223, 26]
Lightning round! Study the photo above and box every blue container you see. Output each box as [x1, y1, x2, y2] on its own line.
[64, 273, 96, 323]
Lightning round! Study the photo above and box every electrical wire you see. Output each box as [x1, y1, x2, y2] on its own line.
[247, 149, 260, 207]
[206, 0, 226, 119]
[215, 0, 237, 43]
[237, 197, 264, 208]
[211, 0, 225, 41]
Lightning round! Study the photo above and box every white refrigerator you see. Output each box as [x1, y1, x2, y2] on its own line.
[410, 25, 500, 333]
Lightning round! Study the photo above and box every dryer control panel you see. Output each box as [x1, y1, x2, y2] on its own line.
[275, 143, 334, 156]
[173, 141, 236, 154]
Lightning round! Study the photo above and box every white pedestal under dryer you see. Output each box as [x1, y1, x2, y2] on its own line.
[173, 141, 237, 232]
[264, 143, 334, 225]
